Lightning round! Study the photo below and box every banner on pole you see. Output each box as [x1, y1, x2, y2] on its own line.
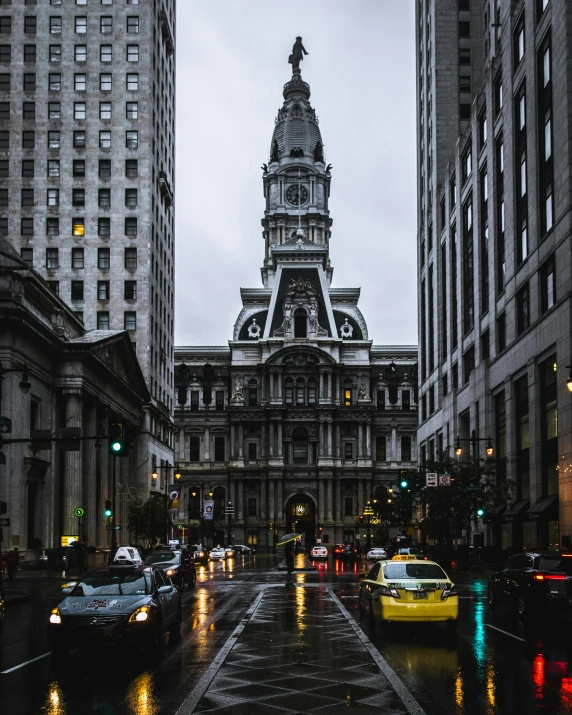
[203, 500, 214, 520]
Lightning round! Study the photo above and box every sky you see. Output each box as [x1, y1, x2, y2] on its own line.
[174, 0, 417, 348]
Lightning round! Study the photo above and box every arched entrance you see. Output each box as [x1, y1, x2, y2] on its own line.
[285, 494, 316, 548]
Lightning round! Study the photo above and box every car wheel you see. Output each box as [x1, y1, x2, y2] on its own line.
[368, 601, 377, 629]
[487, 583, 496, 609]
[142, 620, 162, 660]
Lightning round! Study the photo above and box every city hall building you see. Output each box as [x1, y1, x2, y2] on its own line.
[174, 63, 417, 550]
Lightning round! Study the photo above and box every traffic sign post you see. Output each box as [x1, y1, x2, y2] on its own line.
[106, 525, 121, 531]
[426, 473, 438, 487]
[439, 475, 451, 486]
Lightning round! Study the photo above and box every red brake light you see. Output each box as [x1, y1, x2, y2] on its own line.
[534, 574, 544, 580]
[534, 573, 566, 581]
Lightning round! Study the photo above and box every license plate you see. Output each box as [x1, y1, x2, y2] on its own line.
[413, 592, 428, 600]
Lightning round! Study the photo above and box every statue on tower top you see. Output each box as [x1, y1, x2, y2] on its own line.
[288, 37, 308, 71]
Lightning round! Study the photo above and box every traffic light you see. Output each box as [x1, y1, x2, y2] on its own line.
[400, 470, 409, 489]
[104, 498, 113, 518]
[476, 506, 485, 518]
[109, 423, 123, 455]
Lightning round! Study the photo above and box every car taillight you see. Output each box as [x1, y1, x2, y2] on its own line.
[377, 586, 400, 599]
[534, 573, 566, 581]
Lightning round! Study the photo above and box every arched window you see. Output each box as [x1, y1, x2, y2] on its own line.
[294, 309, 307, 338]
[296, 377, 305, 404]
[292, 426, 309, 464]
[248, 378, 258, 405]
[284, 377, 294, 404]
[343, 379, 353, 407]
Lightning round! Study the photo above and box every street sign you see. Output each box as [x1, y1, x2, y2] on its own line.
[106, 525, 121, 531]
[426, 473, 438, 487]
[0, 518, 9, 527]
[0, 416, 12, 433]
[74, 507, 85, 518]
[439, 475, 451, 486]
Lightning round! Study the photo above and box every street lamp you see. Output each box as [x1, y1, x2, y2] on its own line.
[364, 501, 374, 551]
[566, 365, 572, 393]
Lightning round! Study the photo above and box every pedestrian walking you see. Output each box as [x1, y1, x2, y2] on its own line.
[6, 547, 19, 581]
[285, 540, 295, 587]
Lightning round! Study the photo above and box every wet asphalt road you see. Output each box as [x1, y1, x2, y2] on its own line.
[2, 556, 572, 714]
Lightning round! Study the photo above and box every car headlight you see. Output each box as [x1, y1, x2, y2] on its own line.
[129, 605, 151, 623]
[49, 608, 62, 624]
[198, 552, 204, 557]
[165, 568, 177, 577]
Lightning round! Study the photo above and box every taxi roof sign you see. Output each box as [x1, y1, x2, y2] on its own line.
[392, 554, 418, 560]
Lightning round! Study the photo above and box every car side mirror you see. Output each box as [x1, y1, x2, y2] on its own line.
[158, 585, 172, 594]
[61, 587, 74, 595]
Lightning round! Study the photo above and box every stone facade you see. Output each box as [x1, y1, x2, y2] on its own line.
[0, 0, 176, 499]
[0, 238, 149, 555]
[174, 67, 418, 551]
[417, 0, 571, 550]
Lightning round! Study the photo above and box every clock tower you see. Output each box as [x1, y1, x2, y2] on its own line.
[261, 66, 333, 287]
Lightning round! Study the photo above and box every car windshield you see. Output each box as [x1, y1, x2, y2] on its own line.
[144, 552, 180, 565]
[384, 563, 447, 580]
[71, 571, 151, 596]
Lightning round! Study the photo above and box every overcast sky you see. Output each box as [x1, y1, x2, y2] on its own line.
[174, 0, 417, 348]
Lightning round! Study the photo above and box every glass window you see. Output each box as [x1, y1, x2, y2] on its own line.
[23, 102, 35, 119]
[126, 101, 138, 119]
[125, 159, 138, 177]
[22, 130, 35, 148]
[73, 130, 85, 147]
[99, 130, 111, 148]
[544, 117, 552, 160]
[98, 217, 110, 236]
[71, 247, 84, 268]
[126, 73, 138, 91]
[124, 280, 137, 300]
[74, 101, 86, 120]
[125, 188, 137, 207]
[124, 247, 137, 269]
[540, 255, 555, 313]
[47, 160, 59, 177]
[46, 217, 59, 235]
[126, 130, 138, 149]
[75, 44, 86, 62]
[71, 280, 84, 300]
[125, 217, 137, 235]
[124, 311, 136, 330]
[49, 16, 61, 34]
[73, 159, 85, 176]
[20, 248, 33, 267]
[100, 44, 112, 63]
[97, 281, 109, 300]
[46, 281, 59, 295]
[49, 73, 61, 91]
[97, 311, 109, 330]
[24, 16, 36, 33]
[21, 217, 34, 235]
[100, 16, 112, 34]
[47, 188, 59, 206]
[99, 101, 111, 119]
[126, 45, 139, 62]
[98, 188, 111, 207]
[100, 73, 111, 91]
[74, 73, 86, 91]
[127, 16, 139, 33]
[99, 159, 111, 178]
[0, 73, 10, 90]
[543, 46, 551, 86]
[545, 185, 553, 231]
[72, 217, 85, 236]
[0, 45, 11, 63]
[72, 188, 84, 206]
[75, 16, 87, 34]
[98, 247, 110, 269]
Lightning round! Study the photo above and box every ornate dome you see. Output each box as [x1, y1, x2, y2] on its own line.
[269, 69, 324, 165]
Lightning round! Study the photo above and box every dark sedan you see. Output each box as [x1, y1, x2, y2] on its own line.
[47, 562, 181, 659]
[488, 552, 572, 619]
[144, 550, 196, 590]
[333, 544, 358, 561]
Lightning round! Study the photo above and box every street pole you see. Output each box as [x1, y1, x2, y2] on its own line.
[111, 454, 117, 558]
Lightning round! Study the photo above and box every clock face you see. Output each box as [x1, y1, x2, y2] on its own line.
[295, 504, 307, 516]
[286, 184, 309, 206]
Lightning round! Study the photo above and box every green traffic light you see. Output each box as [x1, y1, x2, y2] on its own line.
[400, 480, 408, 489]
[104, 509, 112, 517]
[111, 441, 121, 453]
[477, 508, 485, 517]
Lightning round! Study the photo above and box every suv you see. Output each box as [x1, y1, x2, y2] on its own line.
[334, 544, 358, 561]
[191, 544, 208, 565]
[143, 549, 196, 590]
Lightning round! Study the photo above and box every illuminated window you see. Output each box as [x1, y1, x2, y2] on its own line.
[72, 217, 84, 236]
[344, 387, 352, 407]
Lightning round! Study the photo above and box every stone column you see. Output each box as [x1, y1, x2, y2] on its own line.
[277, 423, 283, 457]
[237, 479, 244, 520]
[358, 425, 364, 457]
[269, 424, 275, 457]
[318, 479, 325, 521]
[320, 372, 325, 400]
[327, 423, 333, 456]
[335, 424, 341, 457]
[84, 400, 97, 546]
[261, 423, 266, 457]
[63, 389, 83, 537]
[391, 427, 398, 461]
[276, 479, 284, 525]
[261, 480, 267, 520]
[269, 479, 275, 521]
[357, 480, 364, 515]
[326, 479, 333, 521]
[335, 479, 342, 521]
[365, 423, 371, 458]
[230, 425, 236, 458]
[238, 425, 244, 458]
[204, 426, 210, 460]
[277, 371, 283, 401]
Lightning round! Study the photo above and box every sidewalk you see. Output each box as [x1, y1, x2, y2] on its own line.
[183, 585, 415, 714]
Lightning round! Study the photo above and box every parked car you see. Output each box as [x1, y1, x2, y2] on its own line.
[311, 546, 328, 560]
[359, 558, 458, 630]
[397, 548, 427, 560]
[224, 547, 236, 558]
[209, 547, 226, 561]
[191, 544, 208, 565]
[144, 549, 196, 590]
[333, 544, 358, 561]
[47, 561, 181, 659]
[366, 548, 388, 561]
[488, 552, 572, 620]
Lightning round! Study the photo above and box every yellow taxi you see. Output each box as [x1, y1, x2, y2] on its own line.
[358, 555, 458, 630]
